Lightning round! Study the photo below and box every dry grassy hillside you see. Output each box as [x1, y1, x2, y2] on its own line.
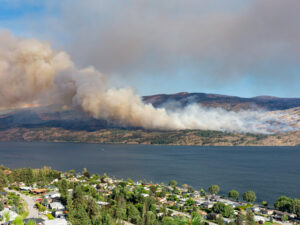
[0, 127, 299, 146]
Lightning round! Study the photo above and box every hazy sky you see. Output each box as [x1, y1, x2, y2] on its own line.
[0, 0, 299, 97]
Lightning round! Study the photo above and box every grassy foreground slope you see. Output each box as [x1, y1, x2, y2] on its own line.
[0, 127, 299, 146]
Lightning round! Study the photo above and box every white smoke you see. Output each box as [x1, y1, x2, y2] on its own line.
[0, 31, 298, 133]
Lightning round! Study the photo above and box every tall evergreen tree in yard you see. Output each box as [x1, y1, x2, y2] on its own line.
[37, 170, 47, 187]
[246, 210, 256, 225]
[216, 216, 225, 225]
[149, 185, 157, 196]
[237, 210, 255, 225]
[191, 212, 203, 225]
[59, 179, 69, 205]
[114, 200, 127, 220]
[127, 203, 141, 223]
[145, 211, 156, 225]
[100, 210, 114, 225]
[70, 204, 91, 225]
[86, 198, 100, 221]
[0, 169, 7, 190]
[162, 217, 175, 225]
[24, 168, 34, 186]
[236, 212, 247, 225]
[174, 216, 189, 224]
[68, 184, 91, 225]
[83, 168, 91, 178]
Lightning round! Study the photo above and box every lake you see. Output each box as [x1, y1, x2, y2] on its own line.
[0, 142, 299, 204]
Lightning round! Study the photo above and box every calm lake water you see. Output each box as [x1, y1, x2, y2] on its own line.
[0, 142, 299, 204]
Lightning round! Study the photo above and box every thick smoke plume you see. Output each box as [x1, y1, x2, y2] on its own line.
[0, 31, 298, 133]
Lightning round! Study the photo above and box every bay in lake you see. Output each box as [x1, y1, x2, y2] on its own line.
[0, 142, 299, 204]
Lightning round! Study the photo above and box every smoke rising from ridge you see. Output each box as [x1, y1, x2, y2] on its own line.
[0, 31, 298, 133]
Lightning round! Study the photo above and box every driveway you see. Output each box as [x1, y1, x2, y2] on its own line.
[5, 188, 47, 220]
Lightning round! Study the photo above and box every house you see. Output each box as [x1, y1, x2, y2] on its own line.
[20, 186, 32, 191]
[103, 178, 113, 184]
[179, 198, 187, 204]
[201, 201, 214, 209]
[44, 191, 61, 199]
[195, 200, 205, 206]
[54, 210, 66, 218]
[3, 170, 12, 175]
[190, 192, 200, 198]
[156, 197, 167, 204]
[250, 206, 260, 213]
[198, 210, 207, 216]
[0, 208, 19, 221]
[43, 218, 68, 225]
[30, 189, 47, 194]
[96, 201, 110, 208]
[273, 210, 296, 220]
[223, 218, 234, 224]
[134, 181, 141, 185]
[49, 202, 65, 211]
[254, 215, 267, 223]
[260, 208, 274, 216]
[157, 212, 164, 217]
[141, 193, 149, 198]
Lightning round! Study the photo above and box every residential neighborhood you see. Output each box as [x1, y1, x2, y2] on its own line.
[0, 166, 299, 225]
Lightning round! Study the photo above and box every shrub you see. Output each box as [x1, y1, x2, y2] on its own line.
[46, 213, 55, 220]
[35, 202, 46, 212]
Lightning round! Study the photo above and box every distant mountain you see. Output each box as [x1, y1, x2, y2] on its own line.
[0, 107, 115, 131]
[0, 92, 299, 145]
[143, 92, 300, 111]
[0, 92, 300, 132]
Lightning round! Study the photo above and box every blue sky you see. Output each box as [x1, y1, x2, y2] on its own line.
[0, 0, 299, 98]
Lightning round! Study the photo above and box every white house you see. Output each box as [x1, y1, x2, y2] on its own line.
[45, 191, 61, 199]
[19, 186, 32, 191]
[254, 215, 267, 223]
[44, 218, 68, 225]
[201, 201, 214, 209]
[96, 201, 110, 207]
[141, 193, 149, 198]
[0, 208, 19, 221]
[49, 202, 65, 210]
[54, 210, 65, 218]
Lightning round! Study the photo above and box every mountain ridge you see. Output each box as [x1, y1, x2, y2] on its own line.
[0, 92, 299, 146]
[143, 92, 300, 111]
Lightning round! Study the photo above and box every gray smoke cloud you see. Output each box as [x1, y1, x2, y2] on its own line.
[0, 31, 299, 133]
[32, 0, 300, 87]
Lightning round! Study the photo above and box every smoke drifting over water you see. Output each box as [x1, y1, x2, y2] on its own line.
[0, 31, 298, 133]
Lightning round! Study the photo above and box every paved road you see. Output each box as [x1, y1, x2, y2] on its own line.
[5, 188, 47, 220]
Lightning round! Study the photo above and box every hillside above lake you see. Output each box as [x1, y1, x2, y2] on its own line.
[0, 92, 299, 146]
